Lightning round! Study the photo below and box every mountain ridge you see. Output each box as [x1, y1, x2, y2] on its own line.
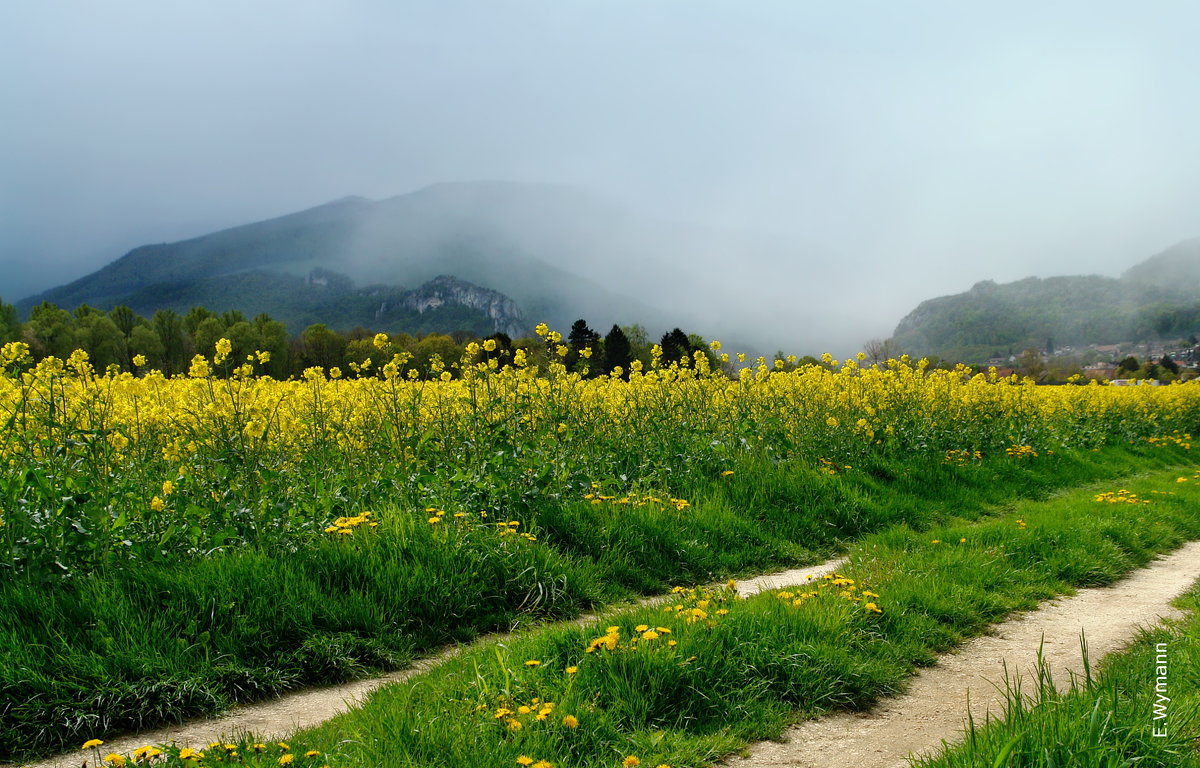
[891, 240, 1200, 362]
[16, 183, 670, 338]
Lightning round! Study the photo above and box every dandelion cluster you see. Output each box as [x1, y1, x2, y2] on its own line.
[1004, 445, 1039, 459]
[943, 449, 983, 466]
[818, 458, 853, 475]
[658, 583, 739, 627]
[78, 738, 333, 767]
[583, 483, 690, 511]
[1093, 489, 1151, 505]
[323, 511, 376, 535]
[1146, 431, 1193, 450]
[486, 693, 561, 732]
[775, 573, 884, 614]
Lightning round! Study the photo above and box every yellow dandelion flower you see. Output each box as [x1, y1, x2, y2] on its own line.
[524, 659, 541, 667]
[104, 755, 127, 767]
[623, 757, 641, 768]
[565, 665, 578, 674]
[562, 714, 579, 728]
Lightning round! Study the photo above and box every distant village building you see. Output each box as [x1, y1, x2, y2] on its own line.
[1083, 362, 1117, 380]
[1090, 344, 1121, 359]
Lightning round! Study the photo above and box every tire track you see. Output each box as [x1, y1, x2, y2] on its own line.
[729, 541, 1200, 768]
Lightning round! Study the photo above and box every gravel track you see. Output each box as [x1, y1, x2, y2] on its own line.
[729, 540, 1200, 768]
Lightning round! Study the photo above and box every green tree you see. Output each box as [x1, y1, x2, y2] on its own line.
[252, 314, 289, 377]
[1116, 356, 1140, 375]
[192, 317, 228, 363]
[24, 302, 75, 360]
[659, 328, 695, 367]
[129, 325, 166, 368]
[109, 305, 137, 339]
[295, 324, 347, 372]
[1018, 348, 1047, 382]
[220, 309, 247, 327]
[411, 333, 461, 378]
[601, 325, 633, 377]
[183, 306, 216, 337]
[72, 312, 126, 369]
[481, 332, 514, 369]
[0, 298, 19, 346]
[153, 309, 190, 375]
[566, 319, 601, 375]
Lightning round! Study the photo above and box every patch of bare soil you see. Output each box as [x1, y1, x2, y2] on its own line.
[9, 559, 847, 768]
[730, 540, 1200, 768]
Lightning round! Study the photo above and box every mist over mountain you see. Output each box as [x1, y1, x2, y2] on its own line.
[892, 240, 1200, 362]
[18, 181, 844, 353]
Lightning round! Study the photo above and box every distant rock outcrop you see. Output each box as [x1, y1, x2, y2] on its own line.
[398, 275, 525, 338]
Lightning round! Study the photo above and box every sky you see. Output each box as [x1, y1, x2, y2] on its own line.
[3, 1, 1199, 349]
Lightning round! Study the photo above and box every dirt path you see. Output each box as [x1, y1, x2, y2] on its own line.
[730, 540, 1200, 768]
[9, 559, 847, 768]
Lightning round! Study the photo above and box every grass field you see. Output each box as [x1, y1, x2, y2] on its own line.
[2, 334, 1199, 764]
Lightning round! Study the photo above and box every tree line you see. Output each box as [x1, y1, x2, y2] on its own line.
[0, 298, 713, 380]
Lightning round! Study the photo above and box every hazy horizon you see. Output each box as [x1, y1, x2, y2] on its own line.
[4, 2, 1198, 352]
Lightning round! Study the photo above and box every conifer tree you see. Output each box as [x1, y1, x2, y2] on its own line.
[659, 327, 694, 367]
[601, 324, 633, 377]
[567, 319, 601, 375]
